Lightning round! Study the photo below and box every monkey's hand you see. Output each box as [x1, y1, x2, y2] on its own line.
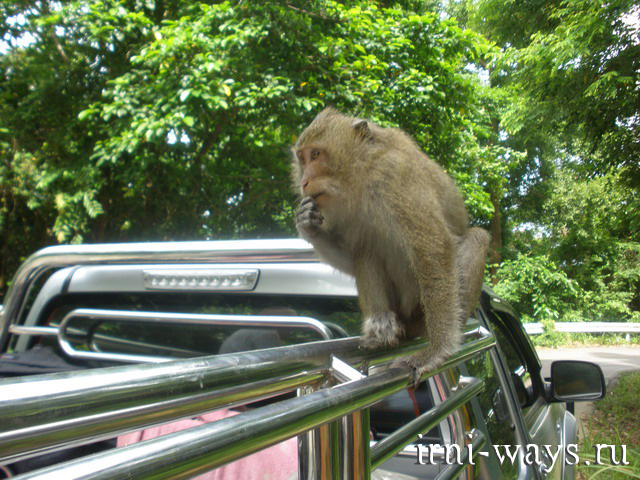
[296, 196, 324, 238]
[360, 312, 405, 349]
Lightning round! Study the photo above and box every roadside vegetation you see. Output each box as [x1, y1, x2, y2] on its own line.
[578, 371, 640, 479]
[1, 0, 638, 327]
[532, 332, 640, 348]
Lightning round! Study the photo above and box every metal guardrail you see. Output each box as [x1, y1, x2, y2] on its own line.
[0, 325, 495, 479]
[523, 323, 545, 335]
[523, 322, 640, 336]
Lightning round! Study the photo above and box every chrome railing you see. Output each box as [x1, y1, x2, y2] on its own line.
[10, 308, 337, 363]
[0, 326, 495, 479]
[0, 240, 316, 350]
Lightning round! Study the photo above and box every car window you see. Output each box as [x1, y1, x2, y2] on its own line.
[484, 311, 538, 413]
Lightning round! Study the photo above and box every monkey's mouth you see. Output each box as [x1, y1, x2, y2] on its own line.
[310, 191, 325, 200]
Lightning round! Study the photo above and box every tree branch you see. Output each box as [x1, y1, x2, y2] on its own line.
[286, 4, 340, 23]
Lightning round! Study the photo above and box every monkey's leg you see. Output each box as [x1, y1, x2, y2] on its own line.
[355, 257, 405, 349]
[393, 231, 462, 386]
[456, 228, 490, 321]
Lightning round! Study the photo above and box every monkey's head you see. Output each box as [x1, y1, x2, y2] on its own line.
[291, 108, 374, 209]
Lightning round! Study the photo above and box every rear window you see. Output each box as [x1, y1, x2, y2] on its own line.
[35, 292, 361, 358]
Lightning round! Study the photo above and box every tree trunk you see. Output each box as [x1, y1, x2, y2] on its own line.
[489, 189, 502, 285]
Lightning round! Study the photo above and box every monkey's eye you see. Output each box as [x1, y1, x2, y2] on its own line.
[310, 149, 320, 160]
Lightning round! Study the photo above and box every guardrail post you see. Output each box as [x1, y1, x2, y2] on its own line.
[297, 386, 340, 479]
[299, 355, 373, 479]
[341, 407, 371, 479]
[331, 356, 371, 480]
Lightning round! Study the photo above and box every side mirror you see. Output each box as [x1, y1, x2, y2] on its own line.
[550, 360, 606, 402]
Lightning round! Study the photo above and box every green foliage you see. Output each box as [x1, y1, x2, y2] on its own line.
[495, 170, 639, 323]
[543, 171, 639, 318]
[493, 253, 581, 321]
[462, 0, 640, 325]
[0, 0, 497, 296]
[476, 0, 640, 186]
[1, 0, 638, 328]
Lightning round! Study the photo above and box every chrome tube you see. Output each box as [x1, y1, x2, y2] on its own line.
[0, 334, 434, 463]
[0, 338, 343, 463]
[12, 366, 415, 480]
[370, 377, 484, 469]
[13, 367, 485, 480]
[436, 429, 487, 480]
[331, 356, 370, 480]
[297, 386, 332, 480]
[341, 408, 371, 479]
[58, 308, 335, 363]
[0, 239, 315, 349]
[0, 325, 492, 466]
[7, 326, 58, 337]
[368, 329, 495, 468]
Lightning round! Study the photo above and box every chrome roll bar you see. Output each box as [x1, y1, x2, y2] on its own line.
[10, 308, 338, 363]
[0, 239, 316, 350]
[55, 308, 336, 363]
[0, 325, 494, 471]
[14, 369, 486, 480]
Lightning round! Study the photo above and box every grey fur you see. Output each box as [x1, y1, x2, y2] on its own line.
[291, 108, 490, 386]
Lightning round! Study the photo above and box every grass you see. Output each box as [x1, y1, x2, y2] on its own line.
[577, 371, 640, 479]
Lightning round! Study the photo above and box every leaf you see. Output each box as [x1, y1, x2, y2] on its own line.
[78, 109, 97, 121]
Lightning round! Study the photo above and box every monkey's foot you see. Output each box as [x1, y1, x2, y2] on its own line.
[360, 312, 404, 349]
[391, 358, 426, 389]
[360, 360, 370, 376]
[392, 351, 449, 389]
[296, 197, 324, 237]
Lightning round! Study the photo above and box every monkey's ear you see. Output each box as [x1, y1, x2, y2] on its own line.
[353, 120, 374, 142]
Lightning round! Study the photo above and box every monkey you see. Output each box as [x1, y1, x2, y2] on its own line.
[291, 108, 490, 386]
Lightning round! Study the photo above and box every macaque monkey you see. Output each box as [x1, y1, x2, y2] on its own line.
[291, 108, 490, 385]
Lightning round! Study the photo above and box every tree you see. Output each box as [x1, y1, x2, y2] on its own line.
[464, 0, 640, 321]
[0, 0, 494, 297]
[473, 0, 639, 184]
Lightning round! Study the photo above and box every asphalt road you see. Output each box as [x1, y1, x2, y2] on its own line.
[535, 346, 640, 436]
[536, 346, 640, 382]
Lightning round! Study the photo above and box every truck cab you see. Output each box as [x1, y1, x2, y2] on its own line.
[0, 240, 605, 479]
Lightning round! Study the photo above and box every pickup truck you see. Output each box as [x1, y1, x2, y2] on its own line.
[0, 239, 605, 479]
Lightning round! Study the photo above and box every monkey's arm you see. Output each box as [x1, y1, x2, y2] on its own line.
[296, 197, 355, 275]
[355, 255, 405, 348]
